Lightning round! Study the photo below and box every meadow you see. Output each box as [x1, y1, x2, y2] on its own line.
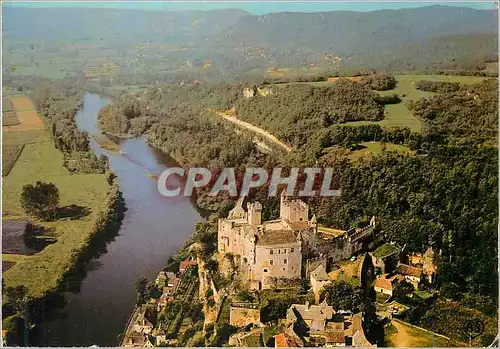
[348, 141, 413, 162]
[2, 96, 109, 299]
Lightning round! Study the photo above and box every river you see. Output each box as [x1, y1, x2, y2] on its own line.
[32, 93, 204, 346]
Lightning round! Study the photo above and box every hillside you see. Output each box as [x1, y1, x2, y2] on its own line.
[2, 5, 497, 81]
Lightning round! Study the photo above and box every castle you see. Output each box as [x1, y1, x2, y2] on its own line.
[218, 194, 378, 290]
[218, 193, 317, 289]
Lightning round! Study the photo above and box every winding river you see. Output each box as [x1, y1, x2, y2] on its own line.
[32, 93, 204, 346]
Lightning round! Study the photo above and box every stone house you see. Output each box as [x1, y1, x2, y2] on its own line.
[243, 87, 257, 98]
[310, 264, 331, 303]
[373, 273, 404, 296]
[124, 331, 147, 347]
[395, 263, 423, 289]
[286, 301, 334, 335]
[218, 195, 316, 289]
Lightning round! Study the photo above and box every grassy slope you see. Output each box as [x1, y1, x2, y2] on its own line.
[2, 127, 108, 299]
[348, 141, 413, 162]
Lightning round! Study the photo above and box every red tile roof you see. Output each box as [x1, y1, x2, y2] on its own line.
[179, 259, 197, 273]
[274, 333, 288, 347]
[396, 264, 423, 278]
[374, 274, 403, 291]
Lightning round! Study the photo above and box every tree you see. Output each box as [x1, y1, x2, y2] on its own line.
[393, 281, 414, 301]
[21, 181, 60, 221]
[205, 259, 218, 274]
[5, 285, 29, 314]
[134, 277, 148, 306]
[320, 281, 363, 312]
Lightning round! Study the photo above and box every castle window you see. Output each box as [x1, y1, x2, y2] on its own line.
[270, 249, 274, 255]
[270, 260, 274, 265]
[299, 218, 303, 221]
[283, 249, 286, 253]
[284, 259, 288, 264]
[263, 268, 268, 273]
[243, 257, 248, 263]
[291, 248, 295, 253]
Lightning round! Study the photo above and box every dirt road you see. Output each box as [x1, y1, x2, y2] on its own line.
[216, 110, 292, 153]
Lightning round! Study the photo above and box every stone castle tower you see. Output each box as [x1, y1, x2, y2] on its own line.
[280, 191, 309, 223]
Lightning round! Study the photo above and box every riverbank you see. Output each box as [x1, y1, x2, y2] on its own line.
[2, 94, 126, 345]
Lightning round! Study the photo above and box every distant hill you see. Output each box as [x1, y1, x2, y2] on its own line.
[214, 5, 497, 70]
[2, 5, 497, 80]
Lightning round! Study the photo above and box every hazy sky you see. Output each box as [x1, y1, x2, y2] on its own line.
[3, 1, 497, 14]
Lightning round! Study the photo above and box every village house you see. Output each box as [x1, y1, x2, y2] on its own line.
[132, 310, 153, 335]
[345, 313, 375, 347]
[179, 258, 197, 275]
[274, 326, 305, 347]
[286, 301, 334, 335]
[407, 247, 436, 283]
[155, 271, 175, 288]
[310, 264, 331, 303]
[123, 330, 147, 347]
[395, 263, 423, 289]
[218, 194, 316, 289]
[283, 302, 375, 347]
[164, 277, 180, 294]
[373, 273, 404, 296]
[152, 327, 167, 346]
[156, 292, 174, 312]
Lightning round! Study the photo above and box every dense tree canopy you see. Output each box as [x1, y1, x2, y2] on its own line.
[235, 80, 384, 146]
[21, 181, 60, 221]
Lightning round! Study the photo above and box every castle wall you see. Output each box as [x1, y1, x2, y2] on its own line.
[229, 305, 261, 327]
[305, 256, 327, 278]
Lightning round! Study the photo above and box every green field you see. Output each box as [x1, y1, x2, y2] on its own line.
[343, 103, 423, 132]
[376, 74, 487, 100]
[2, 127, 109, 298]
[348, 141, 413, 162]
